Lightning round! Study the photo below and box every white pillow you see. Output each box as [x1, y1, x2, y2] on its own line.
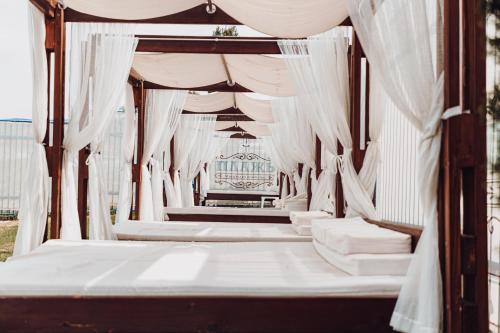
[312, 218, 411, 255]
[314, 240, 412, 276]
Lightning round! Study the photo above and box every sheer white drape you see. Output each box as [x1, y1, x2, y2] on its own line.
[348, 1, 444, 332]
[279, 29, 377, 219]
[13, 5, 50, 255]
[61, 33, 138, 240]
[116, 84, 136, 224]
[169, 115, 203, 207]
[271, 97, 315, 195]
[139, 89, 186, 220]
[179, 116, 218, 207]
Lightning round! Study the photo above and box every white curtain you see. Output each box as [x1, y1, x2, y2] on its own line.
[179, 116, 218, 207]
[116, 84, 136, 224]
[348, 1, 444, 332]
[271, 97, 315, 195]
[279, 29, 377, 219]
[61, 32, 138, 240]
[13, 4, 50, 255]
[169, 115, 203, 207]
[139, 89, 186, 220]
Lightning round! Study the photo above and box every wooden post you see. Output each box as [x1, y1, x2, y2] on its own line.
[349, 31, 364, 172]
[132, 81, 145, 220]
[440, 0, 487, 331]
[77, 148, 89, 238]
[460, 0, 488, 331]
[315, 136, 322, 179]
[278, 172, 284, 198]
[48, 5, 65, 239]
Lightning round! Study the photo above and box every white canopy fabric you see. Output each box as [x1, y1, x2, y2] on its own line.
[132, 54, 294, 97]
[140, 89, 186, 221]
[61, 32, 138, 240]
[13, 4, 50, 256]
[348, 0, 445, 332]
[184, 93, 274, 123]
[179, 116, 218, 207]
[116, 84, 136, 225]
[61, 0, 348, 38]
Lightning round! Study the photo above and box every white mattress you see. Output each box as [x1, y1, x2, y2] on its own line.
[164, 206, 289, 217]
[313, 240, 412, 276]
[312, 218, 411, 255]
[114, 221, 311, 242]
[0, 240, 403, 297]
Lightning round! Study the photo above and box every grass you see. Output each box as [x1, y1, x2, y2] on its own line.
[0, 221, 18, 262]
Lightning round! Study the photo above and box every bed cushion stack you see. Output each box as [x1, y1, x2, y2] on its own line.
[289, 211, 331, 235]
[312, 217, 413, 276]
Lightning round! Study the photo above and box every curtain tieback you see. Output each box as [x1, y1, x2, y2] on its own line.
[85, 150, 101, 165]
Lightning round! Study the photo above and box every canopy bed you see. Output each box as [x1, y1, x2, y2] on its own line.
[7, 0, 489, 332]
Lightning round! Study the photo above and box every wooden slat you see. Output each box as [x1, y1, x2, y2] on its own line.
[136, 36, 282, 54]
[168, 213, 289, 224]
[0, 296, 394, 333]
[216, 115, 254, 122]
[230, 133, 256, 139]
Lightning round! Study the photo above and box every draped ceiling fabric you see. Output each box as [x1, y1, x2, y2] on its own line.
[61, 0, 348, 38]
[132, 54, 294, 97]
[184, 93, 274, 123]
[215, 121, 271, 137]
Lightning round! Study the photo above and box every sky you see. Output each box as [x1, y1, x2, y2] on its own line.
[0, 2, 265, 120]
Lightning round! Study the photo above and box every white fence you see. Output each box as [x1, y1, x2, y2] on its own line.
[0, 116, 124, 216]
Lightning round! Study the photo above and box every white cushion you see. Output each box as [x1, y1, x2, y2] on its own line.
[290, 211, 331, 226]
[291, 223, 312, 236]
[312, 217, 411, 255]
[313, 240, 412, 276]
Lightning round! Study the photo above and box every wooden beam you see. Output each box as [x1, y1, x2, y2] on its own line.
[65, 4, 240, 24]
[29, 0, 56, 18]
[216, 115, 254, 122]
[217, 126, 249, 132]
[143, 80, 253, 93]
[64, 4, 352, 26]
[48, 6, 65, 239]
[230, 133, 256, 140]
[136, 36, 282, 54]
[183, 108, 244, 115]
[77, 147, 89, 239]
[315, 136, 322, 179]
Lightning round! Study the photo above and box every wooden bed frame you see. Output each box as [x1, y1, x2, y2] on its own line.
[0, 221, 421, 332]
[202, 191, 279, 205]
[21, 1, 488, 332]
[166, 212, 290, 224]
[0, 296, 398, 333]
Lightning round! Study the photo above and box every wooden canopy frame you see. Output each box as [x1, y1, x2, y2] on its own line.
[0, 1, 488, 332]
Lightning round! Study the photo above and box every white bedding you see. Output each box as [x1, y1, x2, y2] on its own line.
[114, 221, 311, 242]
[0, 240, 403, 297]
[312, 218, 411, 254]
[313, 240, 412, 276]
[164, 206, 289, 217]
[290, 211, 332, 235]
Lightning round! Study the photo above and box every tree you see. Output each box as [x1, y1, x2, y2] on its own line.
[212, 26, 239, 37]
